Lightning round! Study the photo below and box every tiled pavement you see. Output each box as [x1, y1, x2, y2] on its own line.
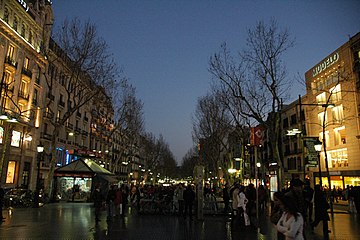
[0, 202, 359, 240]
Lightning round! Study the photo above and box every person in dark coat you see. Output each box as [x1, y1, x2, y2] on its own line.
[183, 185, 195, 220]
[311, 185, 330, 240]
[92, 184, 104, 223]
[223, 183, 230, 213]
[303, 180, 314, 222]
[106, 185, 116, 220]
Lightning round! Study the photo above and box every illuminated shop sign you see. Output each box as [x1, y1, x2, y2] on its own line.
[312, 52, 339, 77]
[11, 130, 21, 147]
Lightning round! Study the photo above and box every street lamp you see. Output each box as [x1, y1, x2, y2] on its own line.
[34, 143, 44, 208]
[314, 139, 322, 187]
[256, 162, 261, 229]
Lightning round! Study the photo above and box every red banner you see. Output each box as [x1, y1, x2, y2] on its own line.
[250, 126, 264, 146]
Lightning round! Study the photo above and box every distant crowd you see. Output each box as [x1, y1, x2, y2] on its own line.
[90, 180, 360, 240]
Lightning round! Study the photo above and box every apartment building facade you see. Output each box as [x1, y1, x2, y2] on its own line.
[304, 32, 360, 188]
[0, 0, 134, 192]
[0, 0, 53, 189]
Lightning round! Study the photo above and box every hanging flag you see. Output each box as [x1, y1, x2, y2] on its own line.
[250, 126, 264, 146]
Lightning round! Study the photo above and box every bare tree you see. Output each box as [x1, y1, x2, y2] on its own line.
[209, 20, 295, 189]
[140, 133, 178, 181]
[110, 79, 144, 172]
[43, 18, 118, 196]
[192, 91, 233, 181]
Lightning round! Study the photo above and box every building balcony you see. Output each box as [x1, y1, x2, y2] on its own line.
[66, 122, 73, 129]
[21, 67, 32, 78]
[41, 132, 53, 140]
[4, 56, 18, 69]
[76, 111, 82, 119]
[18, 91, 29, 101]
[82, 130, 88, 136]
[75, 127, 81, 133]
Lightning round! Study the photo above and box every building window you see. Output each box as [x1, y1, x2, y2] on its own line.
[332, 105, 344, 123]
[24, 57, 30, 70]
[11, 130, 21, 147]
[287, 157, 296, 170]
[36, 65, 41, 84]
[7, 45, 15, 59]
[13, 16, 18, 31]
[21, 24, 26, 37]
[330, 84, 341, 103]
[20, 80, 28, 95]
[56, 110, 61, 122]
[334, 126, 346, 146]
[32, 89, 38, 105]
[316, 92, 326, 105]
[318, 112, 325, 127]
[3, 8, 9, 23]
[328, 148, 348, 168]
[28, 31, 33, 44]
[4, 71, 13, 85]
[6, 161, 16, 184]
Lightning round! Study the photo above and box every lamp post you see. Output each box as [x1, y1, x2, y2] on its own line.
[314, 140, 322, 187]
[256, 162, 261, 230]
[34, 143, 44, 208]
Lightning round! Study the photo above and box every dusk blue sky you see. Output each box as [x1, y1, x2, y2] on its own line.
[51, 0, 360, 164]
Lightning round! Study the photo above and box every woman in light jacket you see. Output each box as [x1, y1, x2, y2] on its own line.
[238, 185, 251, 227]
[276, 195, 304, 240]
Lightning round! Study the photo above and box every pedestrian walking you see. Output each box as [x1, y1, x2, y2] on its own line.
[121, 184, 129, 215]
[114, 186, 123, 216]
[311, 185, 330, 240]
[245, 183, 256, 227]
[183, 185, 195, 220]
[174, 183, 184, 216]
[285, 179, 306, 220]
[130, 186, 140, 214]
[271, 191, 285, 240]
[106, 185, 116, 220]
[303, 180, 314, 222]
[92, 183, 104, 223]
[223, 183, 231, 214]
[276, 195, 304, 240]
[238, 185, 251, 228]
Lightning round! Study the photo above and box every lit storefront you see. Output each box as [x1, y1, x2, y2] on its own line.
[54, 158, 117, 202]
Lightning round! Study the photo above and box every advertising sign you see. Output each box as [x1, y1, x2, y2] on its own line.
[304, 137, 319, 166]
[11, 130, 21, 147]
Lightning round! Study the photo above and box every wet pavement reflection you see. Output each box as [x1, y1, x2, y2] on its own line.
[0, 203, 359, 240]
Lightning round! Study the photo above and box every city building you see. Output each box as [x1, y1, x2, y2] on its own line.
[304, 32, 360, 189]
[0, 0, 53, 189]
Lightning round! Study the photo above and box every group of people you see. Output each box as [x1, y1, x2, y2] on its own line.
[271, 179, 331, 240]
[229, 183, 268, 229]
[92, 183, 130, 223]
[91, 183, 197, 222]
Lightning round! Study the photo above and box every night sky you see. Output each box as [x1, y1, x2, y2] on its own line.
[51, 0, 360, 164]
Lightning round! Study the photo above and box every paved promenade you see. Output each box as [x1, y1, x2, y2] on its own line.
[0, 202, 359, 240]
